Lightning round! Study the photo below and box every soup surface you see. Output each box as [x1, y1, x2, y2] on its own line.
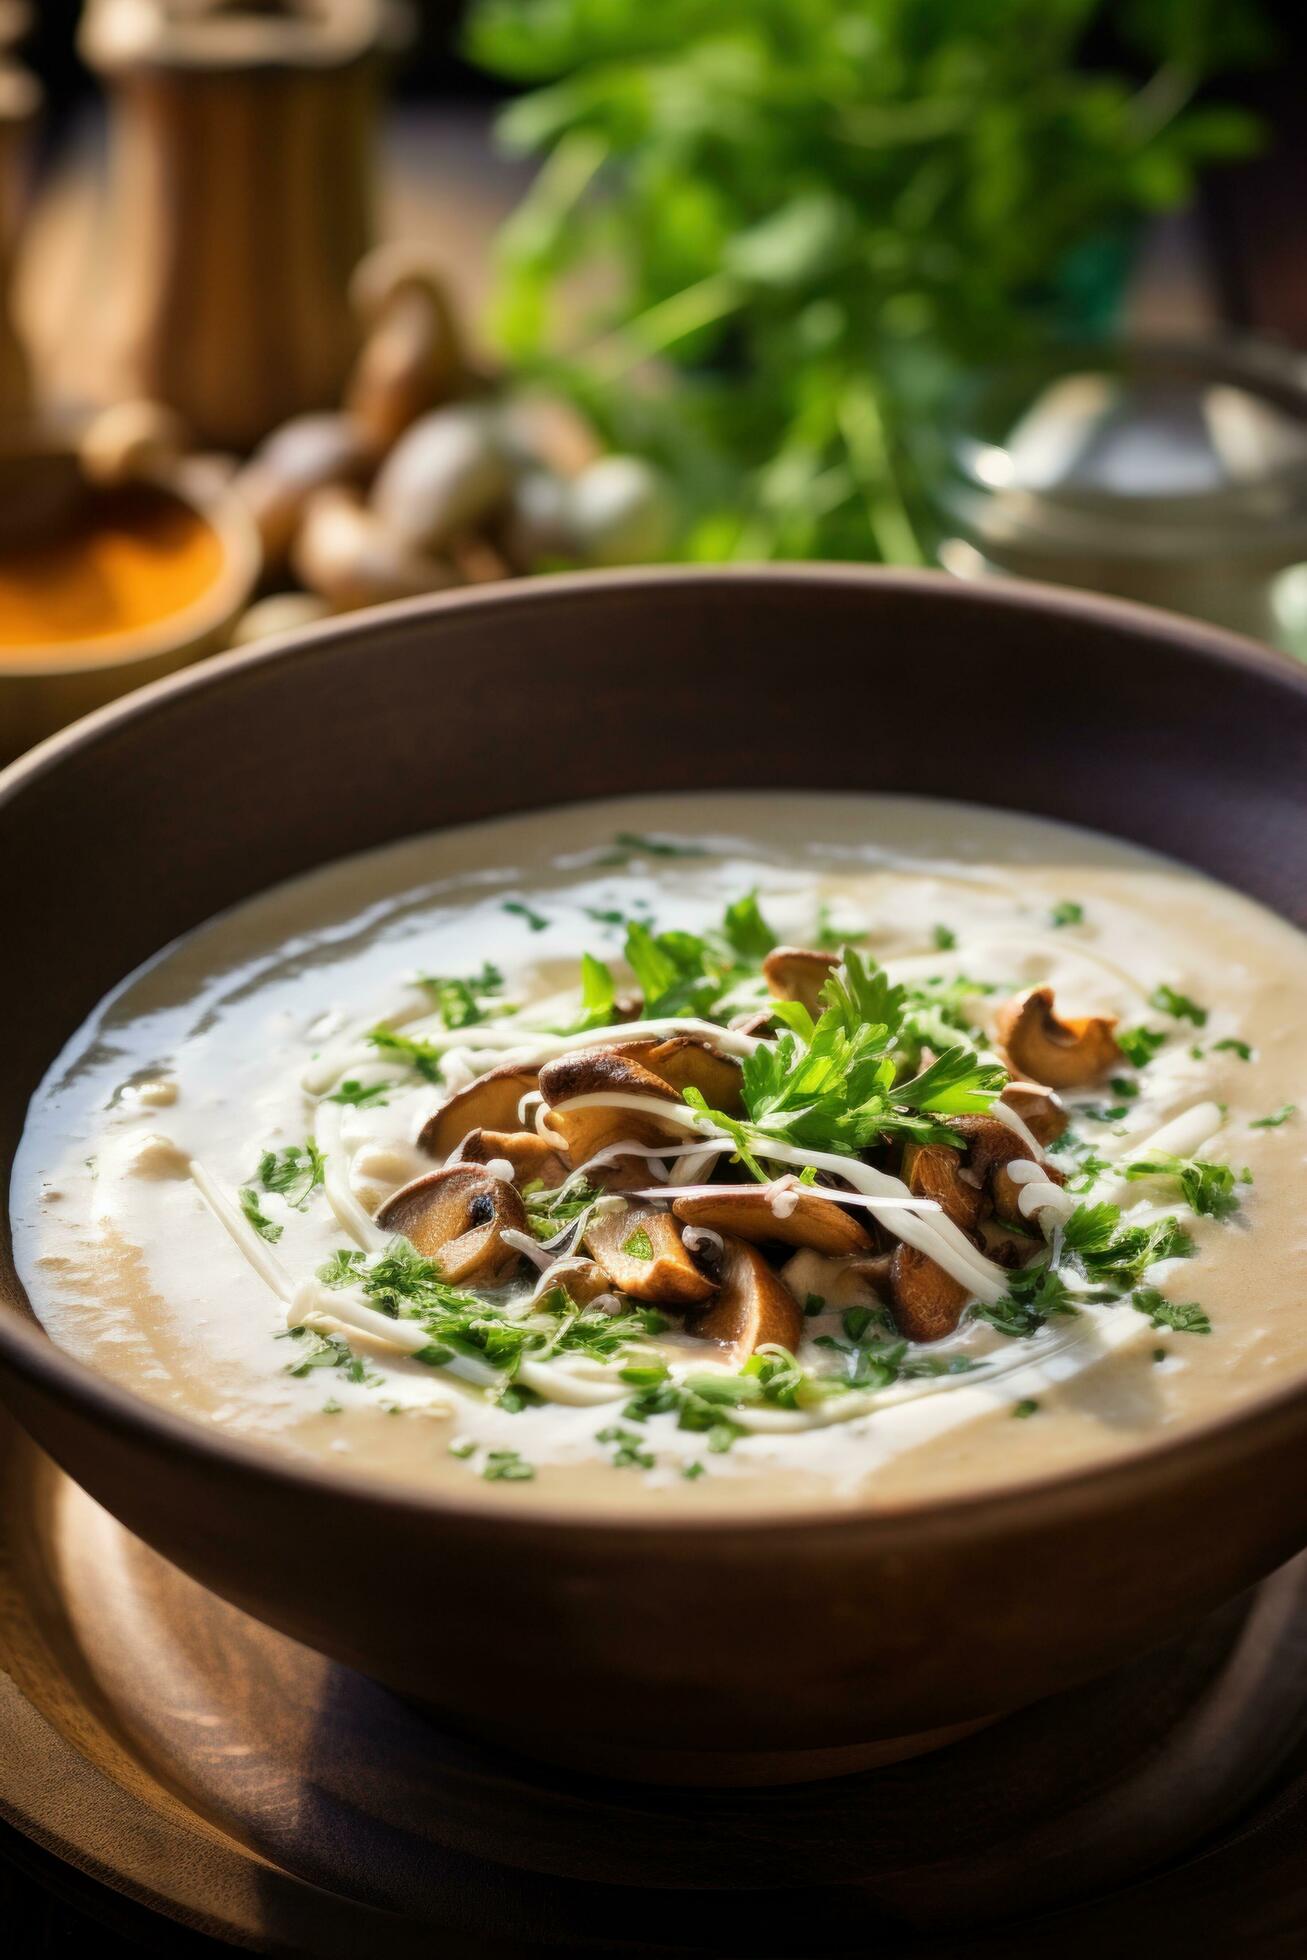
[13, 793, 1307, 1514]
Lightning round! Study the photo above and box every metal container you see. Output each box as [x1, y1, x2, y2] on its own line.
[932, 339, 1307, 651]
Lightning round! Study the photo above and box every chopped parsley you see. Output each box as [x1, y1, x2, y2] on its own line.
[605, 831, 707, 861]
[325, 1077, 392, 1107]
[596, 1424, 655, 1469]
[502, 899, 549, 932]
[366, 1026, 445, 1082]
[1050, 901, 1084, 928]
[1116, 1026, 1166, 1069]
[932, 923, 958, 951]
[621, 1226, 654, 1260]
[250, 1141, 326, 1210]
[241, 1141, 326, 1239]
[1134, 1289, 1212, 1335]
[1214, 1038, 1254, 1062]
[240, 1185, 283, 1243]
[1012, 1398, 1040, 1418]
[482, 1449, 535, 1482]
[1123, 1153, 1249, 1220]
[1251, 1104, 1296, 1129]
[416, 962, 504, 1030]
[1149, 984, 1207, 1028]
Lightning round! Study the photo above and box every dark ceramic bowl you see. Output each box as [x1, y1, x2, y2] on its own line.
[2, 568, 1306, 1785]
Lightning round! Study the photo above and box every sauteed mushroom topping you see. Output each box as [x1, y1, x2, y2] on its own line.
[459, 1127, 569, 1189]
[689, 1234, 806, 1358]
[582, 1200, 716, 1305]
[375, 1165, 527, 1287]
[418, 1063, 540, 1162]
[762, 945, 839, 1014]
[671, 1185, 871, 1256]
[995, 986, 1121, 1090]
[159, 834, 1242, 1492]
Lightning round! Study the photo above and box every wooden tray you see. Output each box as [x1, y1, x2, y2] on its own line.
[4, 1408, 1307, 1956]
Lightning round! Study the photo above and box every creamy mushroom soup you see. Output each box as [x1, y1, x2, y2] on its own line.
[13, 793, 1307, 1514]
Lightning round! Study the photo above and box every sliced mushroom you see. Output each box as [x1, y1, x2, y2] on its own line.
[688, 1234, 804, 1357]
[375, 1165, 527, 1287]
[762, 946, 838, 1015]
[1001, 1078, 1068, 1146]
[419, 1064, 539, 1162]
[582, 1202, 715, 1306]
[545, 1257, 615, 1308]
[459, 1128, 568, 1190]
[946, 1114, 1066, 1229]
[995, 986, 1121, 1090]
[889, 1245, 971, 1343]
[672, 1186, 870, 1256]
[615, 1035, 744, 1114]
[537, 1049, 686, 1187]
[900, 1140, 982, 1232]
[990, 1159, 1068, 1231]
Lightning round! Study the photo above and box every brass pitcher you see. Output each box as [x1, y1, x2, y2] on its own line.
[80, 1, 405, 450]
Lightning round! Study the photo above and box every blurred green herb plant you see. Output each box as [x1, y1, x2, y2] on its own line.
[468, 0, 1268, 562]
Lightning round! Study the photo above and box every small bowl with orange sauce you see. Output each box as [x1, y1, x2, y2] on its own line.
[0, 423, 260, 761]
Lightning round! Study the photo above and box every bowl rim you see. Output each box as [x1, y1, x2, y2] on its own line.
[4, 561, 1307, 1539]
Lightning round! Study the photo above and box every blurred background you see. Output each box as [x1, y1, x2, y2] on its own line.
[3, 1, 1307, 760]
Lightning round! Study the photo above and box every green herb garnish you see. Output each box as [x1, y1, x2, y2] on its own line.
[1251, 1104, 1296, 1129]
[1149, 985, 1208, 1028]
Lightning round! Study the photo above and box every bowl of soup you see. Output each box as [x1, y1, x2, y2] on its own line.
[1, 567, 1305, 1784]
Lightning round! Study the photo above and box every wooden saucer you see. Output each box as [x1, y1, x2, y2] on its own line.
[4, 1405, 1307, 1957]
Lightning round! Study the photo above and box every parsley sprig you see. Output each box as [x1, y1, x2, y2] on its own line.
[684, 948, 1004, 1175]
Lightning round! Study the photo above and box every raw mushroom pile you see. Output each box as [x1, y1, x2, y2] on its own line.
[372, 948, 1118, 1358]
[229, 245, 673, 646]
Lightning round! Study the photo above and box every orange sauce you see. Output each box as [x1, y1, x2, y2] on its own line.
[0, 485, 225, 661]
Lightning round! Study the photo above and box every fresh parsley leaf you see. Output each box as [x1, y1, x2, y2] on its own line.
[317, 1248, 365, 1287]
[1251, 1104, 1296, 1129]
[240, 1184, 283, 1243]
[561, 951, 617, 1033]
[503, 899, 548, 932]
[326, 1078, 392, 1107]
[1050, 901, 1084, 928]
[1117, 1026, 1167, 1069]
[416, 962, 504, 1030]
[611, 831, 706, 859]
[721, 888, 778, 961]
[1123, 1153, 1247, 1220]
[596, 1423, 655, 1468]
[1134, 1288, 1211, 1334]
[932, 923, 957, 950]
[1149, 984, 1207, 1028]
[367, 1027, 445, 1082]
[252, 1141, 326, 1211]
